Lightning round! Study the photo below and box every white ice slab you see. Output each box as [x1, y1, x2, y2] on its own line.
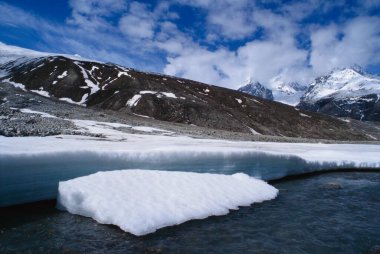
[2, 134, 379, 167]
[57, 169, 278, 236]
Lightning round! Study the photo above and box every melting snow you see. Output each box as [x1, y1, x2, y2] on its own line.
[30, 88, 50, 98]
[161, 92, 177, 98]
[57, 71, 68, 79]
[71, 119, 173, 137]
[132, 113, 153, 119]
[118, 71, 131, 78]
[235, 98, 242, 104]
[126, 95, 142, 107]
[74, 62, 100, 95]
[138, 91, 178, 99]
[3, 78, 26, 91]
[139, 90, 157, 94]
[59, 94, 88, 106]
[248, 126, 261, 135]
[299, 113, 312, 118]
[19, 108, 56, 118]
[57, 169, 278, 236]
[132, 126, 169, 133]
[366, 134, 377, 140]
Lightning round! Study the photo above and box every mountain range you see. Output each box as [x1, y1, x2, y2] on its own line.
[238, 68, 380, 121]
[0, 42, 379, 141]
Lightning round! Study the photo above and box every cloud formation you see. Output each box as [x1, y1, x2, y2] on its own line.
[0, 0, 379, 89]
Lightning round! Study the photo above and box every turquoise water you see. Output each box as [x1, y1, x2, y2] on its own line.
[1, 171, 379, 253]
[0, 151, 365, 206]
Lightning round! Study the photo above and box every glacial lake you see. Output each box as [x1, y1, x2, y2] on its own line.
[1, 144, 380, 253]
[1, 171, 379, 253]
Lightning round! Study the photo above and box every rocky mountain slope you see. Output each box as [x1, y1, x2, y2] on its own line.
[298, 68, 380, 121]
[0, 43, 376, 140]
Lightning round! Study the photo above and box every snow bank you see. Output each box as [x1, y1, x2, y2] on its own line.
[57, 169, 278, 236]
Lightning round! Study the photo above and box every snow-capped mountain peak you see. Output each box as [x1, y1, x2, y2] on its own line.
[238, 80, 274, 100]
[302, 68, 380, 102]
[0, 42, 97, 66]
[298, 67, 380, 121]
[268, 76, 307, 106]
[0, 42, 49, 65]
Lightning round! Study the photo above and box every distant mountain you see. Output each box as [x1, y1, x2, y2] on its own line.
[298, 68, 380, 121]
[0, 43, 372, 140]
[269, 76, 308, 106]
[238, 80, 273, 100]
[238, 77, 307, 106]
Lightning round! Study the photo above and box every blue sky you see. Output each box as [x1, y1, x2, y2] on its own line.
[0, 0, 380, 89]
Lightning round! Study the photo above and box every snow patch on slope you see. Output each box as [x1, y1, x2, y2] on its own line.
[30, 88, 50, 98]
[74, 61, 100, 95]
[2, 78, 26, 90]
[19, 108, 57, 118]
[126, 95, 142, 107]
[57, 71, 68, 79]
[59, 94, 88, 106]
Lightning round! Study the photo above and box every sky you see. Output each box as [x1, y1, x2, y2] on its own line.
[0, 0, 380, 89]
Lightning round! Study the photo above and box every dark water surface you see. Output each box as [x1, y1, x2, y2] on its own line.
[1, 171, 379, 254]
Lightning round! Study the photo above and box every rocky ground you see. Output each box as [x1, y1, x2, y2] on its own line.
[1, 82, 380, 144]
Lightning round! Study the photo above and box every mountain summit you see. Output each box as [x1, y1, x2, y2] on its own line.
[298, 68, 380, 121]
[237, 76, 307, 106]
[238, 80, 274, 100]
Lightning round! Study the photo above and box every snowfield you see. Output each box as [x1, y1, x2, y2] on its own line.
[57, 170, 278, 236]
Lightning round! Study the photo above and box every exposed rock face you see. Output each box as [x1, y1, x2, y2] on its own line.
[298, 68, 380, 121]
[238, 81, 274, 100]
[0, 45, 373, 140]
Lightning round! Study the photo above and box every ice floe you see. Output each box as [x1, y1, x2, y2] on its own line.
[57, 169, 278, 236]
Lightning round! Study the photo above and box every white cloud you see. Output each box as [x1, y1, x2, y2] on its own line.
[119, 15, 155, 39]
[310, 16, 380, 75]
[119, 2, 156, 39]
[69, 0, 126, 16]
[163, 9, 311, 88]
[1, 0, 380, 90]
